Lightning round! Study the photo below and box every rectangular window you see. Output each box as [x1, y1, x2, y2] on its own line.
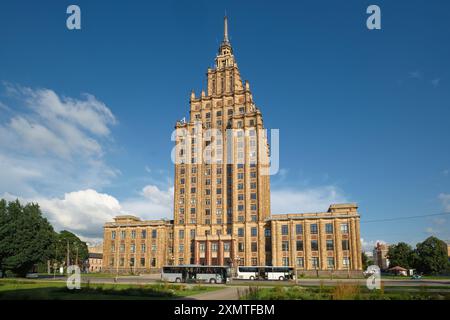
[120, 230, 126, 239]
[296, 240, 304, 251]
[282, 241, 289, 251]
[179, 244, 184, 253]
[282, 257, 289, 266]
[131, 230, 136, 239]
[111, 244, 115, 252]
[310, 224, 318, 234]
[296, 257, 304, 268]
[251, 258, 258, 266]
[237, 183, 244, 190]
[250, 182, 256, 189]
[342, 240, 350, 251]
[311, 257, 319, 268]
[211, 243, 218, 252]
[179, 229, 185, 239]
[140, 257, 145, 267]
[281, 224, 289, 235]
[250, 193, 257, 200]
[238, 228, 244, 237]
[190, 229, 195, 238]
[111, 231, 116, 239]
[152, 244, 157, 251]
[238, 205, 244, 211]
[251, 227, 257, 237]
[152, 230, 157, 238]
[238, 194, 244, 201]
[141, 244, 146, 252]
[341, 223, 349, 234]
[295, 224, 303, 235]
[216, 188, 222, 195]
[311, 240, 319, 251]
[224, 242, 230, 252]
[120, 244, 125, 252]
[130, 244, 135, 253]
[264, 228, 271, 237]
[141, 230, 146, 239]
[251, 242, 257, 252]
[343, 257, 350, 267]
[238, 242, 244, 252]
[250, 204, 257, 211]
[327, 257, 335, 269]
[326, 240, 334, 251]
[325, 223, 333, 234]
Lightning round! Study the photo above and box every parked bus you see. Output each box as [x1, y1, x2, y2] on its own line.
[236, 266, 295, 281]
[161, 265, 231, 284]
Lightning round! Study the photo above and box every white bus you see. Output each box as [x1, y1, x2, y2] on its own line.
[236, 266, 295, 281]
[161, 265, 231, 284]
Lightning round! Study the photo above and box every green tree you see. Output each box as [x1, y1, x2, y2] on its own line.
[414, 236, 449, 275]
[361, 252, 373, 270]
[0, 199, 56, 277]
[386, 242, 414, 269]
[52, 230, 89, 268]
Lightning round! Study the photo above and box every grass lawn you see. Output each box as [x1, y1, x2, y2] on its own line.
[0, 279, 221, 300]
[238, 284, 450, 300]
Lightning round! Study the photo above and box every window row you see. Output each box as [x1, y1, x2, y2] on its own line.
[281, 240, 351, 252]
[280, 223, 350, 235]
[111, 229, 158, 240]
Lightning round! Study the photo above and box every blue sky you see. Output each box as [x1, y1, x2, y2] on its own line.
[0, 0, 449, 248]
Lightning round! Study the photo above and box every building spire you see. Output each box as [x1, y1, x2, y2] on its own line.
[223, 15, 229, 43]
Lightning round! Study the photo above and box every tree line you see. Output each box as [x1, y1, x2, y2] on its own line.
[0, 199, 88, 277]
[386, 237, 449, 274]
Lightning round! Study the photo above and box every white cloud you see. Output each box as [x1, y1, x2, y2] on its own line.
[37, 189, 121, 238]
[438, 193, 450, 213]
[0, 84, 117, 198]
[2, 183, 173, 241]
[271, 185, 347, 214]
[431, 78, 441, 87]
[360, 238, 386, 252]
[122, 185, 174, 220]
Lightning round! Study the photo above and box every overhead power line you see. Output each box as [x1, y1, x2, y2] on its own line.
[361, 212, 450, 223]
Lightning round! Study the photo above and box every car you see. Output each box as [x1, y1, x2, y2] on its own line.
[25, 272, 39, 278]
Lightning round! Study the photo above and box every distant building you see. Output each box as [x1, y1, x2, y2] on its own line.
[364, 251, 374, 260]
[373, 242, 390, 270]
[446, 240, 450, 261]
[88, 244, 103, 273]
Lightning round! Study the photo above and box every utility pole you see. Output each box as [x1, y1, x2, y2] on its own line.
[66, 240, 70, 273]
[75, 243, 79, 266]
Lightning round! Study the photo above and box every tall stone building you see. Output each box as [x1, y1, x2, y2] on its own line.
[102, 17, 362, 274]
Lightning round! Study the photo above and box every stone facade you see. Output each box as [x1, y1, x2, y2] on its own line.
[102, 216, 173, 273]
[102, 17, 362, 274]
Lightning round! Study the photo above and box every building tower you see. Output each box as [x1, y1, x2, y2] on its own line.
[172, 16, 271, 267]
